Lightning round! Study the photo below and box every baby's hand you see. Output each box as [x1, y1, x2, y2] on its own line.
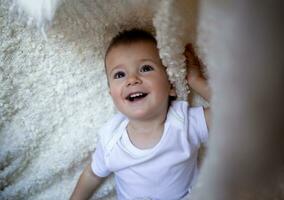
[184, 43, 211, 102]
[184, 44, 204, 86]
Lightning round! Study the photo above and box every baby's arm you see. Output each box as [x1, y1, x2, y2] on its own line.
[185, 44, 212, 129]
[185, 44, 211, 101]
[70, 163, 104, 200]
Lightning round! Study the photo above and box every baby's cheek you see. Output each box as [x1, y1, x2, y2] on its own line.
[109, 87, 119, 99]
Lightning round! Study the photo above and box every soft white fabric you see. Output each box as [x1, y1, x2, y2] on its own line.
[91, 100, 208, 200]
[2, 0, 283, 199]
[1, 1, 197, 199]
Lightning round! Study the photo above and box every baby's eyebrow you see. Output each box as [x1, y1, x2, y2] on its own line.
[139, 58, 164, 68]
[139, 58, 156, 63]
[108, 65, 124, 75]
[139, 58, 163, 67]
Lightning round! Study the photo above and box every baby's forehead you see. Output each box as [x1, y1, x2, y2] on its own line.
[105, 41, 160, 61]
[108, 40, 157, 52]
[104, 41, 165, 72]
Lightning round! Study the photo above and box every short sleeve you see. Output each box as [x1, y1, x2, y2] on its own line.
[188, 106, 209, 147]
[91, 140, 111, 177]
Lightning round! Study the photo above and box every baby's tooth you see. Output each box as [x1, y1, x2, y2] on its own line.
[131, 93, 141, 98]
[129, 92, 146, 99]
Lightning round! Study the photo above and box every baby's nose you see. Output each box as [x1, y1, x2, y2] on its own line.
[127, 74, 142, 86]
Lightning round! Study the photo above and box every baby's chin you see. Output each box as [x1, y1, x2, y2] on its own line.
[125, 109, 167, 123]
[123, 110, 151, 120]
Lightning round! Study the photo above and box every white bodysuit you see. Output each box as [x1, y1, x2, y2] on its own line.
[91, 100, 208, 200]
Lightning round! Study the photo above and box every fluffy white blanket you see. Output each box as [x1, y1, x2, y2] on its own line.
[0, 0, 283, 199]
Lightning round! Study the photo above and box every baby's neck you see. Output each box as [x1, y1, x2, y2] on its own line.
[128, 120, 164, 134]
[126, 116, 167, 150]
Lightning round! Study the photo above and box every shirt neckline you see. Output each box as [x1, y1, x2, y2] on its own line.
[119, 117, 170, 157]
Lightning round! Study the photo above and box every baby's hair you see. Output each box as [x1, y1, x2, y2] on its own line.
[105, 28, 157, 57]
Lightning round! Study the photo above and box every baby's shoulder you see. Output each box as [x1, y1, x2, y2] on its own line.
[169, 100, 204, 125]
[98, 112, 127, 146]
[169, 100, 190, 121]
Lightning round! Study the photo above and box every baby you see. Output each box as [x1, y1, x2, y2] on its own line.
[70, 29, 211, 200]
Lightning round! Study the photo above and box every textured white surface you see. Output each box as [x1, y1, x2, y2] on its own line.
[1, 0, 284, 200]
[0, 0, 199, 199]
[1, 0, 117, 198]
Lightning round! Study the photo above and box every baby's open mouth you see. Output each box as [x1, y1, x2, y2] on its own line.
[126, 92, 148, 102]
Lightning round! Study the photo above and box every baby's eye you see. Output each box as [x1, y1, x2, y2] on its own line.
[113, 71, 125, 79]
[140, 65, 154, 72]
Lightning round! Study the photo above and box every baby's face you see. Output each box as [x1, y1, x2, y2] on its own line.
[105, 41, 176, 121]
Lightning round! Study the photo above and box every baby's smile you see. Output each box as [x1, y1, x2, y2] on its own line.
[126, 92, 148, 102]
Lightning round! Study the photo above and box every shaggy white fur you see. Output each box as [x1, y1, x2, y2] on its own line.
[1, 0, 198, 199]
[1, 0, 283, 200]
